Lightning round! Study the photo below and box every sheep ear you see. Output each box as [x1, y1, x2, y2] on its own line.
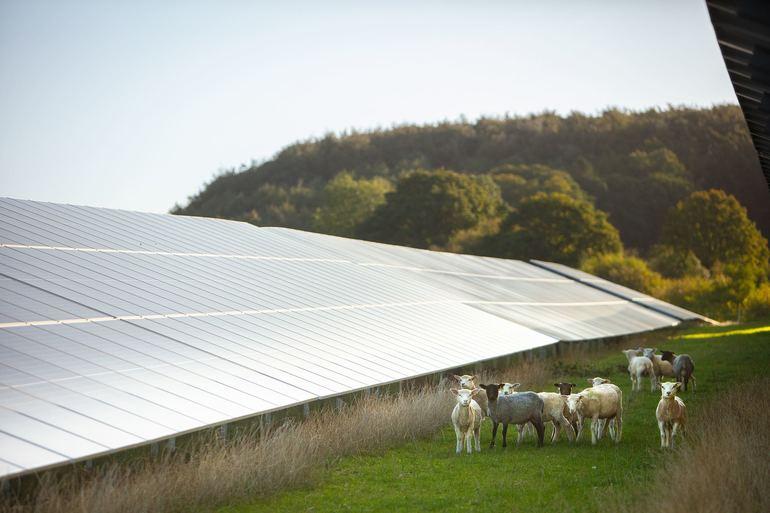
[512, 383, 520, 388]
[478, 384, 487, 391]
[570, 383, 576, 387]
[497, 383, 505, 389]
[586, 379, 593, 384]
[450, 388, 459, 396]
[452, 375, 461, 381]
[470, 375, 477, 382]
[554, 383, 560, 388]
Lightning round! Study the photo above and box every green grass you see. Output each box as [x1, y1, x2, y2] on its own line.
[218, 321, 770, 513]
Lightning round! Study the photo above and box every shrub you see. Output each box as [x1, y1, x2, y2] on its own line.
[581, 253, 663, 295]
[743, 283, 770, 321]
[648, 245, 709, 279]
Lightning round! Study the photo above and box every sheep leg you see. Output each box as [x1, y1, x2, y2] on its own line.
[630, 373, 637, 391]
[671, 422, 680, 449]
[489, 421, 498, 448]
[559, 414, 576, 442]
[516, 424, 526, 447]
[597, 418, 608, 440]
[590, 417, 598, 445]
[501, 423, 509, 448]
[608, 418, 615, 441]
[533, 418, 545, 448]
[574, 415, 584, 442]
[551, 420, 560, 444]
[474, 426, 481, 452]
[465, 429, 473, 454]
[658, 420, 666, 448]
[454, 425, 463, 454]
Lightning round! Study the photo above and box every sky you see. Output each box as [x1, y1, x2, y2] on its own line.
[0, 0, 738, 214]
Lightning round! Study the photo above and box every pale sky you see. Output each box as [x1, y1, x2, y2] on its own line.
[0, 0, 737, 213]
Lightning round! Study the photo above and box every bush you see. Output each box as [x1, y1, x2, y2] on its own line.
[743, 283, 770, 321]
[648, 245, 709, 279]
[581, 253, 663, 295]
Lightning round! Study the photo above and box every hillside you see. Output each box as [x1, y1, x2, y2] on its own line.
[174, 105, 769, 251]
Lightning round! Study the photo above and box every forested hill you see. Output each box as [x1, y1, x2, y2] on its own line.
[174, 105, 769, 250]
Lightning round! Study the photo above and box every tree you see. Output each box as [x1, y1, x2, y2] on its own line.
[602, 148, 693, 250]
[479, 192, 622, 266]
[581, 253, 663, 294]
[489, 163, 588, 207]
[312, 172, 392, 237]
[357, 169, 505, 248]
[661, 189, 769, 282]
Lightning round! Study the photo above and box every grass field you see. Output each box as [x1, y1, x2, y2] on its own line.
[218, 322, 770, 513]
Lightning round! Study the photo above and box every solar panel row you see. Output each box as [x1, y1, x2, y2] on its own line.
[0, 198, 702, 479]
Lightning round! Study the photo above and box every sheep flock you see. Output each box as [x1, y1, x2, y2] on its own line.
[449, 347, 695, 454]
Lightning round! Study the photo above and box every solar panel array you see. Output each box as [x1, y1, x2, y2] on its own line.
[0, 198, 701, 479]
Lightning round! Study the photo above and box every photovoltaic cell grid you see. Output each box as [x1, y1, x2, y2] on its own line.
[0, 198, 701, 479]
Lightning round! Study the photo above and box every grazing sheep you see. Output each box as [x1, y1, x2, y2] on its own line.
[479, 384, 545, 448]
[621, 349, 657, 392]
[643, 347, 675, 379]
[660, 352, 697, 392]
[566, 378, 623, 445]
[450, 388, 483, 454]
[656, 382, 686, 448]
[453, 374, 489, 416]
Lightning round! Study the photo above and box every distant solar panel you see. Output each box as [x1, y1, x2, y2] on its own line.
[530, 260, 709, 322]
[0, 198, 703, 479]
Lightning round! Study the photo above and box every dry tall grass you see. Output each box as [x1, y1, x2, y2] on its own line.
[1, 357, 553, 513]
[619, 379, 770, 513]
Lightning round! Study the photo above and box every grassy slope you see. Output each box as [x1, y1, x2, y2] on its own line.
[219, 323, 770, 513]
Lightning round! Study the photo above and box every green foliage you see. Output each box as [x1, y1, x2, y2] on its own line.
[581, 253, 663, 295]
[312, 172, 392, 237]
[489, 163, 587, 207]
[357, 170, 505, 248]
[479, 193, 622, 266]
[743, 284, 770, 321]
[174, 106, 770, 248]
[662, 189, 770, 282]
[660, 274, 734, 320]
[602, 148, 693, 250]
[647, 245, 709, 279]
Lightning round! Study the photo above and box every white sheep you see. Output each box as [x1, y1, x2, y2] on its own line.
[566, 378, 623, 445]
[643, 347, 675, 379]
[656, 382, 686, 449]
[538, 392, 575, 443]
[450, 388, 483, 454]
[454, 374, 488, 417]
[515, 389, 574, 444]
[621, 349, 657, 392]
[500, 382, 521, 395]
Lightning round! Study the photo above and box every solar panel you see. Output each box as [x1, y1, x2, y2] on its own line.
[0, 198, 703, 479]
[530, 260, 708, 322]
